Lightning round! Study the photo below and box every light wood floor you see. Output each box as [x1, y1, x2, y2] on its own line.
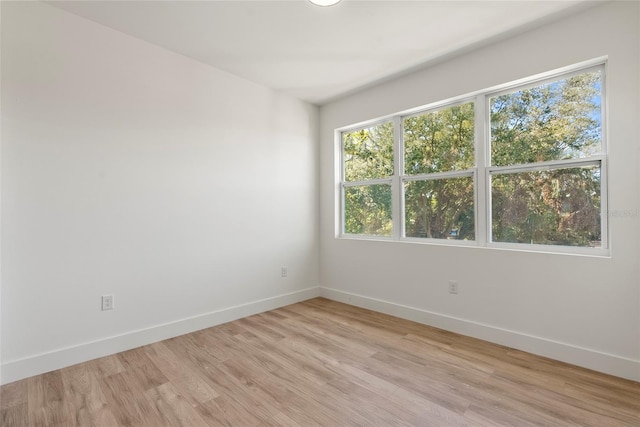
[1, 298, 639, 426]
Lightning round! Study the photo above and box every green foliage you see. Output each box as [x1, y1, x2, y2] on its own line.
[344, 185, 392, 236]
[491, 71, 601, 166]
[490, 71, 602, 246]
[403, 103, 475, 240]
[492, 167, 601, 246]
[343, 122, 394, 236]
[404, 102, 475, 175]
[343, 122, 394, 182]
[405, 177, 474, 239]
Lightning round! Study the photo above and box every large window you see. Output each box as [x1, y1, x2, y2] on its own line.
[339, 62, 607, 253]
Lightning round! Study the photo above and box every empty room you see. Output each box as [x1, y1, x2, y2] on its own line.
[1, 0, 639, 425]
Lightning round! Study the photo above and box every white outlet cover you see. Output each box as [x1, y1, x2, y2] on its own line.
[101, 295, 114, 310]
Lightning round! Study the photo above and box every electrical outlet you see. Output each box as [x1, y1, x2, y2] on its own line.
[281, 267, 288, 277]
[101, 295, 114, 311]
[448, 280, 459, 295]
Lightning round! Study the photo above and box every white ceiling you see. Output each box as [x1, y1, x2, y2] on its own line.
[48, 0, 595, 105]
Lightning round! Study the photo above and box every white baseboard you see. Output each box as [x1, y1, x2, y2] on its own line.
[320, 287, 640, 382]
[1, 287, 320, 385]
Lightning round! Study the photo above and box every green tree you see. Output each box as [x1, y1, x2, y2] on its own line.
[403, 102, 475, 239]
[491, 71, 602, 246]
[344, 184, 392, 236]
[343, 122, 394, 182]
[343, 122, 394, 236]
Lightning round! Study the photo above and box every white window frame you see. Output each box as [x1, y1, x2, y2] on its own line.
[339, 118, 395, 239]
[337, 58, 609, 256]
[399, 99, 477, 243]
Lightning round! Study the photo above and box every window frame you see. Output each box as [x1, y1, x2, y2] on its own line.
[399, 99, 477, 242]
[339, 118, 396, 239]
[337, 59, 609, 256]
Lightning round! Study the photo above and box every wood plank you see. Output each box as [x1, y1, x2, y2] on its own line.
[0, 379, 27, 410]
[143, 342, 220, 405]
[97, 371, 165, 426]
[145, 382, 209, 427]
[88, 354, 125, 379]
[0, 403, 28, 427]
[27, 371, 70, 427]
[60, 364, 114, 427]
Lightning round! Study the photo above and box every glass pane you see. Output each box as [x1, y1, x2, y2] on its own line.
[344, 184, 392, 236]
[490, 70, 602, 166]
[404, 102, 474, 175]
[343, 122, 394, 182]
[491, 166, 601, 247]
[404, 177, 475, 240]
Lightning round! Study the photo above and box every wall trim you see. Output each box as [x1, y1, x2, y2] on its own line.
[320, 287, 640, 382]
[1, 286, 320, 385]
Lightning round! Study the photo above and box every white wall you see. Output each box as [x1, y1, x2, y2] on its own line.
[1, 2, 319, 384]
[320, 1, 640, 381]
[0, 0, 3, 386]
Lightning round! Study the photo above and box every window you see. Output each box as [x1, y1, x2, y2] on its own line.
[342, 122, 394, 237]
[489, 69, 604, 247]
[403, 102, 475, 240]
[338, 62, 607, 253]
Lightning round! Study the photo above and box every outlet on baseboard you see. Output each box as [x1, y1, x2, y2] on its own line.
[101, 295, 114, 311]
[448, 280, 459, 295]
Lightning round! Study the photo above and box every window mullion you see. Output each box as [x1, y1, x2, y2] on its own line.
[393, 115, 403, 240]
[601, 158, 609, 250]
[475, 94, 488, 246]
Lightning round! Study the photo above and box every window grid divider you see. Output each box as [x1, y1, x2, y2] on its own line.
[476, 94, 488, 245]
[401, 169, 475, 182]
[393, 116, 403, 240]
[342, 178, 394, 188]
[488, 157, 603, 175]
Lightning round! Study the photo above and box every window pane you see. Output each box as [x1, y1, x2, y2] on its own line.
[404, 177, 475, 240]
[404, 102, 474, 175]
[492, 166, 601, 247]
[344, 184, 392, 236]
[490, 70, 602, 166]
[343, 122, 394, 181]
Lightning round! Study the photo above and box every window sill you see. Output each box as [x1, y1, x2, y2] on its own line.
[337, 234, 611, 258]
